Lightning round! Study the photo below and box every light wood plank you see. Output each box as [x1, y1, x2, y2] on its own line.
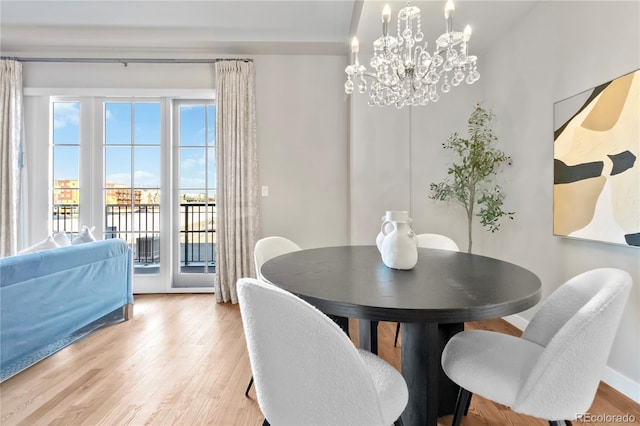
[1, 295, 638, 426]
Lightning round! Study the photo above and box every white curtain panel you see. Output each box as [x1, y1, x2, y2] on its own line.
[0, 60, 24, 257]
[214, 60, 259, 303]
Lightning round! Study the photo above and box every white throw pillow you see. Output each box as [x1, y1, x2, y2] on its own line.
[53, 231, 72, 247]
[19, 235, 60, 254]
[71, 226, 97, 245]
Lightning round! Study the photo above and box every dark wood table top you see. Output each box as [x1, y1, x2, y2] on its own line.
[261, 245, 541, 323]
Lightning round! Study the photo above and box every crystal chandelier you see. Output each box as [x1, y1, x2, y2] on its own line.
[344, 0, 480, 107]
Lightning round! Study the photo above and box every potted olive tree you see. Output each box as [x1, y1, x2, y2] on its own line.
[430, 103, 514, 253]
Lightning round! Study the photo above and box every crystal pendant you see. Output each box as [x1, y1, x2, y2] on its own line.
[345, 80, 354, 94]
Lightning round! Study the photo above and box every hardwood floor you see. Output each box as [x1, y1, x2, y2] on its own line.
[1, 294, 638, 425]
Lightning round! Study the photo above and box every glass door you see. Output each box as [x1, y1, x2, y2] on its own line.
[50, 96, 216, 293]
[102, 99, 168, 293]
[172, 100, 216, 289]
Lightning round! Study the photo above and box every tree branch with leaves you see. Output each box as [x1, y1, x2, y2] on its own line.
[429, 103, 514, 253]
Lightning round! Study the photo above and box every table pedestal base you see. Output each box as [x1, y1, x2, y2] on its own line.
[401, 322, 464, 426]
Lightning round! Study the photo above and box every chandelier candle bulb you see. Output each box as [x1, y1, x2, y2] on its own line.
[382, 4, 391, 36]
[445, 0, 455, 33]
[462, 25, 472, 58]
[444, 0, 455, 18]
[343, 0, 479, 107]
[351, 37, 360, 68]
[463, 25, 472, 42]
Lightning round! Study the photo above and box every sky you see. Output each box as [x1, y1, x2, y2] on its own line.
[53, 101, 216, 192]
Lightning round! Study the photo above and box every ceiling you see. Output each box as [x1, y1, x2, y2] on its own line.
[0, 0, 537, 57]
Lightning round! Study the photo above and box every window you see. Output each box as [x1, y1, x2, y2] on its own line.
[52, 101, 81, 235]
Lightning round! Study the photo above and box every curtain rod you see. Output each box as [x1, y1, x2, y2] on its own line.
[0, 57, 252, 66]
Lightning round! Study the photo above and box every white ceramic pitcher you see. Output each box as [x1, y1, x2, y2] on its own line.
[377, 211, 418, 270]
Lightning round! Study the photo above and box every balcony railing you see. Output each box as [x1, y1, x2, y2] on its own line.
[52, 204, 79, 234]
[52, 203, 216, 272]
[180, 203, 216, 268]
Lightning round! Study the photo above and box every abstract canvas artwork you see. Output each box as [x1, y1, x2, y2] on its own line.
[553, 69, 639, 247]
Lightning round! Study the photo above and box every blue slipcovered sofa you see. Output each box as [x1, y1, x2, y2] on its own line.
[0, 239, 133, 381]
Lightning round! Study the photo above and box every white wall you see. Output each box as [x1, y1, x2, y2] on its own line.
[349, 79, 411, 244]
[20, 54, 350, 251]
[479, 1, 639, 399]
[409, 84, 482, 251]
[349, 71, 482, 246]
[348, 0, 483, 246]
[22, 62, 216, 90]
[254, 55, 349, 248]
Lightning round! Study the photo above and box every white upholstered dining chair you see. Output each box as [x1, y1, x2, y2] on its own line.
[245, 236, 302, 397]
[441, 268, 632, 426]
[238, 278, 408, 426]
[415, 233, 460, 252]
[253, 236, 302, 281]
[393, 233, 459, 347]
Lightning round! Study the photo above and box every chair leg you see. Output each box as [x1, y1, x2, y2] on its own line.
[463, 387, 472, 415]
[245, 376, 254, 397]
[394, 322, 401, 347]
[452, 387, 472, 426]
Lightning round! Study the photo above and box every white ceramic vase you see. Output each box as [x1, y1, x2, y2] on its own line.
[377, 211, 418, 270]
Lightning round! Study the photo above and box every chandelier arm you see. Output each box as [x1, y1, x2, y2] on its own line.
[415, 61, 434, 82]
[363, 74, 402, 91]
[356, 70, 380, 80]
[358, 69, 410, 90]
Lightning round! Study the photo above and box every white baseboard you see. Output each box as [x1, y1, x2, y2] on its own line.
[602, 366, 640, 404]
[502, 313, 529, 331]
[501, 314, 640, 404]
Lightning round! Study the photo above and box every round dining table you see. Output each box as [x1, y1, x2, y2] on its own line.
[261, 245, 541, 426]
